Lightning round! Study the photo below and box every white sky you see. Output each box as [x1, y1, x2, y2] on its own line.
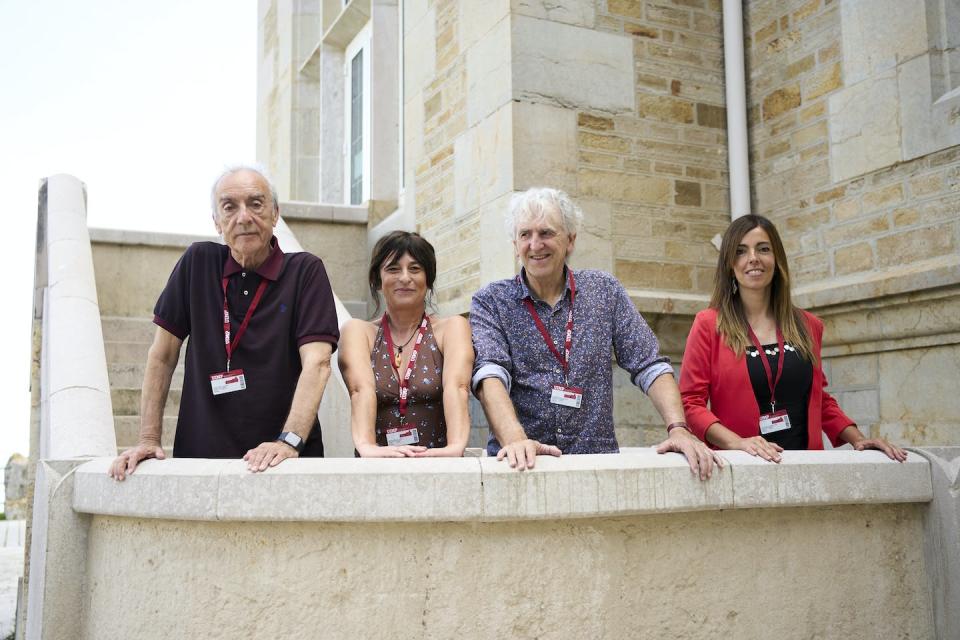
[0, 0, 257, 504]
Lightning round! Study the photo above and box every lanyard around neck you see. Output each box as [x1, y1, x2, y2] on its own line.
[747, 325, 786, 412]
[521, 269, 576, 375]
[221, 276, 269, 371]
[382, 313, 429, 424]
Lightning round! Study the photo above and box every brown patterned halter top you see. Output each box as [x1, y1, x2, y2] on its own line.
[371, 317, 447, 448]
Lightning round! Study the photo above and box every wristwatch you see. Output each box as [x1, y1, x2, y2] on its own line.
[276, 431, 305, 453]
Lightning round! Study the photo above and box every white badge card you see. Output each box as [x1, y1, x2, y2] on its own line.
[386, 427, 420, 446]
[759, 410, 791, 435]
[550, 385, 583, 409]
[210, 370, 247, 396]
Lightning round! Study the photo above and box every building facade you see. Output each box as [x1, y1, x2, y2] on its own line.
[256, 0, 960, 448]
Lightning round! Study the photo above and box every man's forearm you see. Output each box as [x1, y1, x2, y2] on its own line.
[139, 351, 178, 446]
[646, 372, 686, 427]
[282, 358, 332, 441]
[476, 377, 527, 445]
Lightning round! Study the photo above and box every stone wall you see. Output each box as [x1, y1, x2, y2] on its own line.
[36, 450, 942, 639]
[590, 0, 730, 296]
[745, 0, 960, 446]
[404, 0, 735, 316]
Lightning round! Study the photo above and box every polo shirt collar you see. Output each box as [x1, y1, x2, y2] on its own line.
[222, 236, 284, 281]
[514, 265, 572, 302]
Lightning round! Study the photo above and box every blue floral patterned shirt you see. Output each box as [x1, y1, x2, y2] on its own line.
[470, 268, 673, 455]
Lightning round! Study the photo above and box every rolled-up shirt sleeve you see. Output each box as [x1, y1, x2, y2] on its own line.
[469, 286, 514, 394]
[609, 276, 673, 393]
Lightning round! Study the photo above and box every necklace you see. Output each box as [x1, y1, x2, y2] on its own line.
[391, 320, 421, 369]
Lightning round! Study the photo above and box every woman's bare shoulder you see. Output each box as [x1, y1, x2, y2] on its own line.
[430, 314, 471, 346]
[342, 318, 379, 345]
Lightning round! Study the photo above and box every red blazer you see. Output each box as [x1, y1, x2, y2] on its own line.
[679, 307, 853, 449]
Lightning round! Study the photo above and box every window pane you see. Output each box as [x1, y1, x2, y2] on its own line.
[350, 49, 364, 205]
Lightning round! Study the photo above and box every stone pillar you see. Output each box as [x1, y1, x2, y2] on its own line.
[910, 446, 960, 640]
[319, 42, 345, 203]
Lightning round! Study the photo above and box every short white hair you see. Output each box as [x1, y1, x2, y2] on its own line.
[505, 187, 584, 239]
[210, 163, 279, 216]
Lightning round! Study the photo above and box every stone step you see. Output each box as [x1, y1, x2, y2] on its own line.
[113, 416, 178, 448]
[100, 315, 158, 343]
[107, 362, 185, 390]
[104, 341, 186, 366]
[111, 388, 182, 416]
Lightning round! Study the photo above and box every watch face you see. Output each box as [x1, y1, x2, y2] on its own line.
[279, 432, 303, 450]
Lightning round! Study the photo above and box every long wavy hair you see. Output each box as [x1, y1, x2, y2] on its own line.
[710, 215, 814, 362]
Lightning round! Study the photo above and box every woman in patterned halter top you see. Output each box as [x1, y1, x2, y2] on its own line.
[338, 231, 473, 457]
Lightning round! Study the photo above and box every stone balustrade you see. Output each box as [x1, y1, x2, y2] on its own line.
[25, 448, 960, 639]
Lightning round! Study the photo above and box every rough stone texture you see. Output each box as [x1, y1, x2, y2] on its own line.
[91, 234, 209, 318]
[911, 447, 960, 640]
[511, 15, 634, 114]
[746, 0, 960, 448]
[4, 454, 28, 520]
[76, 470, 934, 639]
[73, 449, 933, 638]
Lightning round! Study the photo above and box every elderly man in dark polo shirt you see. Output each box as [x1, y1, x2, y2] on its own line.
[109, 165, 340, 479]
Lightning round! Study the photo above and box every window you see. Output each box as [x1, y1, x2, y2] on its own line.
[344, 25, 370, 205]
[349, 49, 364, 204]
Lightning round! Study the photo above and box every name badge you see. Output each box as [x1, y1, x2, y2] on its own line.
[210, 369, 246, 395]
[550, 385, 583, 408]
[759, 410, 791, 435]
[386, 426, 420, 446]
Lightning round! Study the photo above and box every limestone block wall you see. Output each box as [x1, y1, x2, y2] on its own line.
[29, 449, 949, 639]
[745, 0, 960, 446]
[587, 0, 730, 296]
[404, 0, 733, 317]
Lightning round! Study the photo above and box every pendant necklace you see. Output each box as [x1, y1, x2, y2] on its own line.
[392, 324, 419, 369]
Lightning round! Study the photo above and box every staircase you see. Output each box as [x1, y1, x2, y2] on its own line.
[101, 315, 183, 455]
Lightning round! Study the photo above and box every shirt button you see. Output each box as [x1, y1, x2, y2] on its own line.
[241, 272, 246, 277]
[243, 290, 249, 295]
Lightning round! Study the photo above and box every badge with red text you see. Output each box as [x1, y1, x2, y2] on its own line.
[759, 410, 791, 435]
[385, 426, 420, 446]
[210, 369, 246, 395]
[550, 384, 583, 408]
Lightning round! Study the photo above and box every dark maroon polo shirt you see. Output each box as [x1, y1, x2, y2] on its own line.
[153, 238, 339, 458]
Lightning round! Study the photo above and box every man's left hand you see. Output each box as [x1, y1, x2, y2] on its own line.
[655, 428, 724, 481]
[244, 441, 300, 472]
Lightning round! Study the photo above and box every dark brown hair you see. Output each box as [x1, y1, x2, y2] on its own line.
[710, 214, 814, 361]
[368, 231, 437, 316]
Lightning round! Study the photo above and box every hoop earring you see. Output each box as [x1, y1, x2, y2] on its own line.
[731, 278, 738, 295]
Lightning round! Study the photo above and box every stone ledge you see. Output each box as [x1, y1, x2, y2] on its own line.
[72, 449, 931, 522]
[279, 201, 368, 225]
[625, 289, 709, 316]
[795, 253, 960, 311]
[89, 228, 217, 248]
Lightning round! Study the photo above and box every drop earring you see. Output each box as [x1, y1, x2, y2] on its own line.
[732, 277, 738, 295]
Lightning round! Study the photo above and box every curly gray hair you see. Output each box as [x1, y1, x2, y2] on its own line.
[504, 187, 584, 239]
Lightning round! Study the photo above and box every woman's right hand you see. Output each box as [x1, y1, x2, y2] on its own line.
[356, 443, 427, 458]
[733, 436, 783, 463]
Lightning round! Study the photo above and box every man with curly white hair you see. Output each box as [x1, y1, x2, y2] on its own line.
[470, 187, 723, 478]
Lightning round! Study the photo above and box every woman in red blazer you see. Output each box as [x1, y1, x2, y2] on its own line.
[679, 215, 906, 462]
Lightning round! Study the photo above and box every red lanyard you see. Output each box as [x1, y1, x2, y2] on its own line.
[521, 270, 576, 376]
[747, 325, 786, 413]
[221, 276, 269, 371]
[382, 313, 429, 425]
